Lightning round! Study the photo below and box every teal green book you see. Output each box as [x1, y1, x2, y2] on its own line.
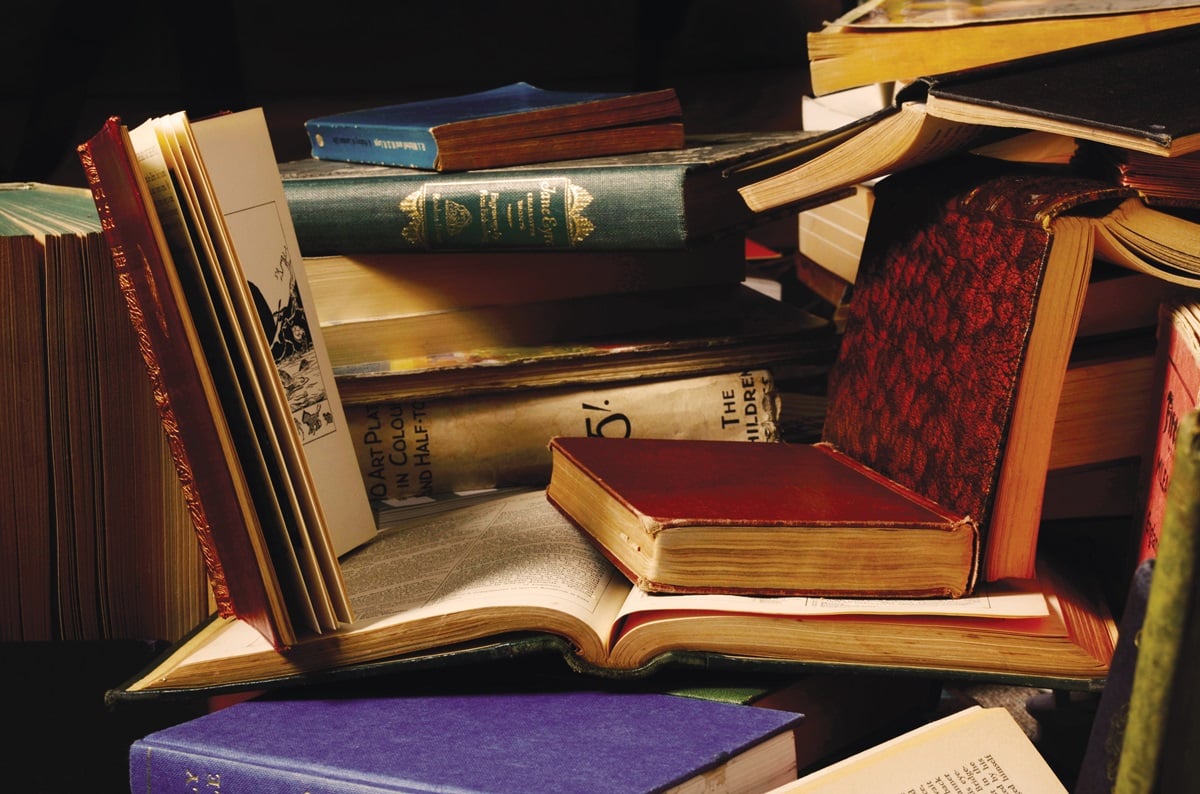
[278, 131, 837, 255]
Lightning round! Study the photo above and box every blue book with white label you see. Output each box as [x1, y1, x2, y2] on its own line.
[304, 81, 684, 171]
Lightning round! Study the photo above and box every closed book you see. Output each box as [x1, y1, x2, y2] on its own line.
[547, 437, 978, 598]
[1074, 558, 1155, 794]
[349, 369, 780, 501]
[551, 156, 1138, 595]
[279, 131, 839, 255]
[1132, 301, 1200, 566]
[320, 283, 790, 370]
[129, 689, 802, 794]
[737, 24, 1200, 214]
[304, 236, 746, 325]
[329, 283, 836, 405]
[1114, 408, 1200, 792]
[304, 81, 685, 171]
[806, 0, 1200, 96]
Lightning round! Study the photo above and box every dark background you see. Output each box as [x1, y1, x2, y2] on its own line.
[3, 1, 847, 187]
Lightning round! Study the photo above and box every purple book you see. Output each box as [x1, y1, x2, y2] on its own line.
[129, 689, 802, 793]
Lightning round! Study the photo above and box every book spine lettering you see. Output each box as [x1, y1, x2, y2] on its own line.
[308, 123, 439, 169]
[131, 744, 385, 794]
[348, 369, 780, 500]
[282, 167, 691, 253]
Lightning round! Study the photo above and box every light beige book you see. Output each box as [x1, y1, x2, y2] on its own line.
[771, 705, 1067, 793]
[347, 368, 780, 500]
[305, 239, 745, 324]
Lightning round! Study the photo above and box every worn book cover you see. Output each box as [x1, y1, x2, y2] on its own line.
[305, 81, 685, 171]
[280, 131, 838, 254]
[129, 688, 801, 794]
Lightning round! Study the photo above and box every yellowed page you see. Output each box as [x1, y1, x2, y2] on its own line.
[132, 489, 630, 690]
[777, 706, 1067, 793]
[186, 109, 376, 564]
[616, 568, 1049, 620]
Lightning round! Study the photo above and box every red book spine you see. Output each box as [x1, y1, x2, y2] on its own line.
[78, 118, 284, 648]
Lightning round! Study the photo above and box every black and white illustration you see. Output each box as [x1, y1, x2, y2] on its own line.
[228, 201, 335, 444]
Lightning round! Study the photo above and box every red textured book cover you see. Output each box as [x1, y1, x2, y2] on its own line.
[77, 118, 287, 648]
[823, 157, 1132, 573]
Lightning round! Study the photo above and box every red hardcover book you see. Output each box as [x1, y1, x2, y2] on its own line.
[78, 120, 290, 648]
[548, 157, 1136, 596]
[1132, 301, 1200, 565]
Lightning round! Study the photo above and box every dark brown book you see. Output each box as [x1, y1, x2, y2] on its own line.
[549, 157, 1139, 596]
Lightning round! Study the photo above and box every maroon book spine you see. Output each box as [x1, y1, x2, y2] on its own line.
[78, 118, 284, 648]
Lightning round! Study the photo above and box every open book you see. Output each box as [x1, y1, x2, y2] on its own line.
[78, 109, 376, 649]
[111, 489, 1115, 701]
[735, 24, 1200, 214]
[776, 705, 1068, 793]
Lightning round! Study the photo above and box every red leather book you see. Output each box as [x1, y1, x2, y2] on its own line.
[77, 119, 291, 648]
[1132, 300, 1200, 566]
[548, 156, 1136, 596]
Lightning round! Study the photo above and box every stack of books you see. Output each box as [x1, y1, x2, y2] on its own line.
[274, 86, 843, 503]
[70, 19, 1200, 790]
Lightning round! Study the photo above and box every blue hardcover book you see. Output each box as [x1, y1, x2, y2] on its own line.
[129, 689, 803, 793]
[304, 81, 685, 171]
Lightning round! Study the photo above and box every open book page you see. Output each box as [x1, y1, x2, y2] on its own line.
[186, 109, 377, 560]
[616, 574, 1049, 620]
[161, 111, 347, 631]
[124, 119, 310, 635]
[158, 489, 633, 681]
[776, 706, 1067, 793]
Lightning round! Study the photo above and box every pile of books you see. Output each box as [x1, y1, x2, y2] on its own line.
[277, 85, 842, 504]
[53, 12, 1200, 791]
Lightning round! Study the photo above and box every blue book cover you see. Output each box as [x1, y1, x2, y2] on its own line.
[130, 689, 802, 793]
[305, 82, 683, 171]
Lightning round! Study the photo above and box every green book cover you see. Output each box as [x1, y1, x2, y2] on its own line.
[278, 132, 831, 254]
